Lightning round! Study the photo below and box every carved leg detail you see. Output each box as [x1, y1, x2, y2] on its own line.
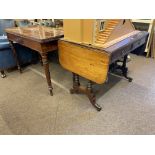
[70, 73, 80, 94]
[1, 70, 6, 78]
[9, 41, 22, 73]
[110, 55, 133, 82]
[41, 53, 53, 96]
[70, 74, 102, 111]
[87, 81, 102, 111]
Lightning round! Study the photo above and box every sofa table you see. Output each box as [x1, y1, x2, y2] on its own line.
[5, 25, 64, 95]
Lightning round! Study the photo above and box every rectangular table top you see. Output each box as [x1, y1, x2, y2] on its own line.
[5, 25, 64, 43]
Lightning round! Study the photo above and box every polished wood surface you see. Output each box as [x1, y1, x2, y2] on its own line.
[58, 31, 148, 110]
[5, 25, 64, 43]
[60, 19, 148, 110]
[6, 32, 58, 53]
[58, 40, 110, 84]
[6, 26, 64, 95]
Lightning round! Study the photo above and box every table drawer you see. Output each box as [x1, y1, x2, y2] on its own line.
[6, 33, 59, 53]
[7, 33, 24, 44]
[110, 45, 132, 63]
[6, 33, 43, 52]
[131, 37, 146, 51]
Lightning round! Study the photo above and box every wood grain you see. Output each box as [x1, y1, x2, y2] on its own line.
[58, 40, 110, 84]
[6, 33, 58, 53]
[5, 25, 64, 43]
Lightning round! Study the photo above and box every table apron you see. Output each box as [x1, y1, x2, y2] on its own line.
[6, 33, 58, 53]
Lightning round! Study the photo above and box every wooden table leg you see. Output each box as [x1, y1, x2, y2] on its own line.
[70, 73, 102, 111]
[9, 41, 22, 73]
[70, 73, 80, 94]
[39, 53, 43, 66]
[87, 81, 102, 111]
[122, 55, 133, 82]
[41, 53, 53, 96]
[109, 55, 133, 82]
[1, 70, 6, 78]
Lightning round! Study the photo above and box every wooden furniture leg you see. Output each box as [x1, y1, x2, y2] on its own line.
[121, 55, 133, 82]
[1, 70, 6, 78]
[41, 53, 53, 96]
[70, 73, 102, 111]
[87, 81, 102, 111]
[109, 55, 133, 82]
[70, 73, 80, 94]
[39, 53, 43, 66]
[9, 41, 22, 73]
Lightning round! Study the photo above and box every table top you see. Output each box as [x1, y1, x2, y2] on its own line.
[61, 31, 148, 52]
[5, 25, 64, 43]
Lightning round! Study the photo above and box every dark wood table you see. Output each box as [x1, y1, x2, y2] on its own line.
[5, 25, 64, 95]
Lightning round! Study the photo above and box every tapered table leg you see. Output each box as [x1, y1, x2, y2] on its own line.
[9, 41, 22, 73]
[39, 53, 43, 66]
[1, 70, 6, 78]
[41, 53, 53, 96]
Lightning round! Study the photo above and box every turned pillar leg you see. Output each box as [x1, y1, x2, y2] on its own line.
[70, 73, 102, 111]
[41, 53, 53, 96]
[70, 73, 80, 94]
[1, 70, 6, 78]
[74, 73, 80, 85]
[9, 41, 22, 73]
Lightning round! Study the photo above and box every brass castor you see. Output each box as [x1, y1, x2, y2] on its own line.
[70, 89, 75, 94]
[128, 77, 133, 82]
[49, 87, 53, 96]
[94, 103, 102, 111]
[1, 71, 6, 78]
[124, 76, 133, 82]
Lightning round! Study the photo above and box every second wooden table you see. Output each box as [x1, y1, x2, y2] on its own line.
[5, 25, 64, 95]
